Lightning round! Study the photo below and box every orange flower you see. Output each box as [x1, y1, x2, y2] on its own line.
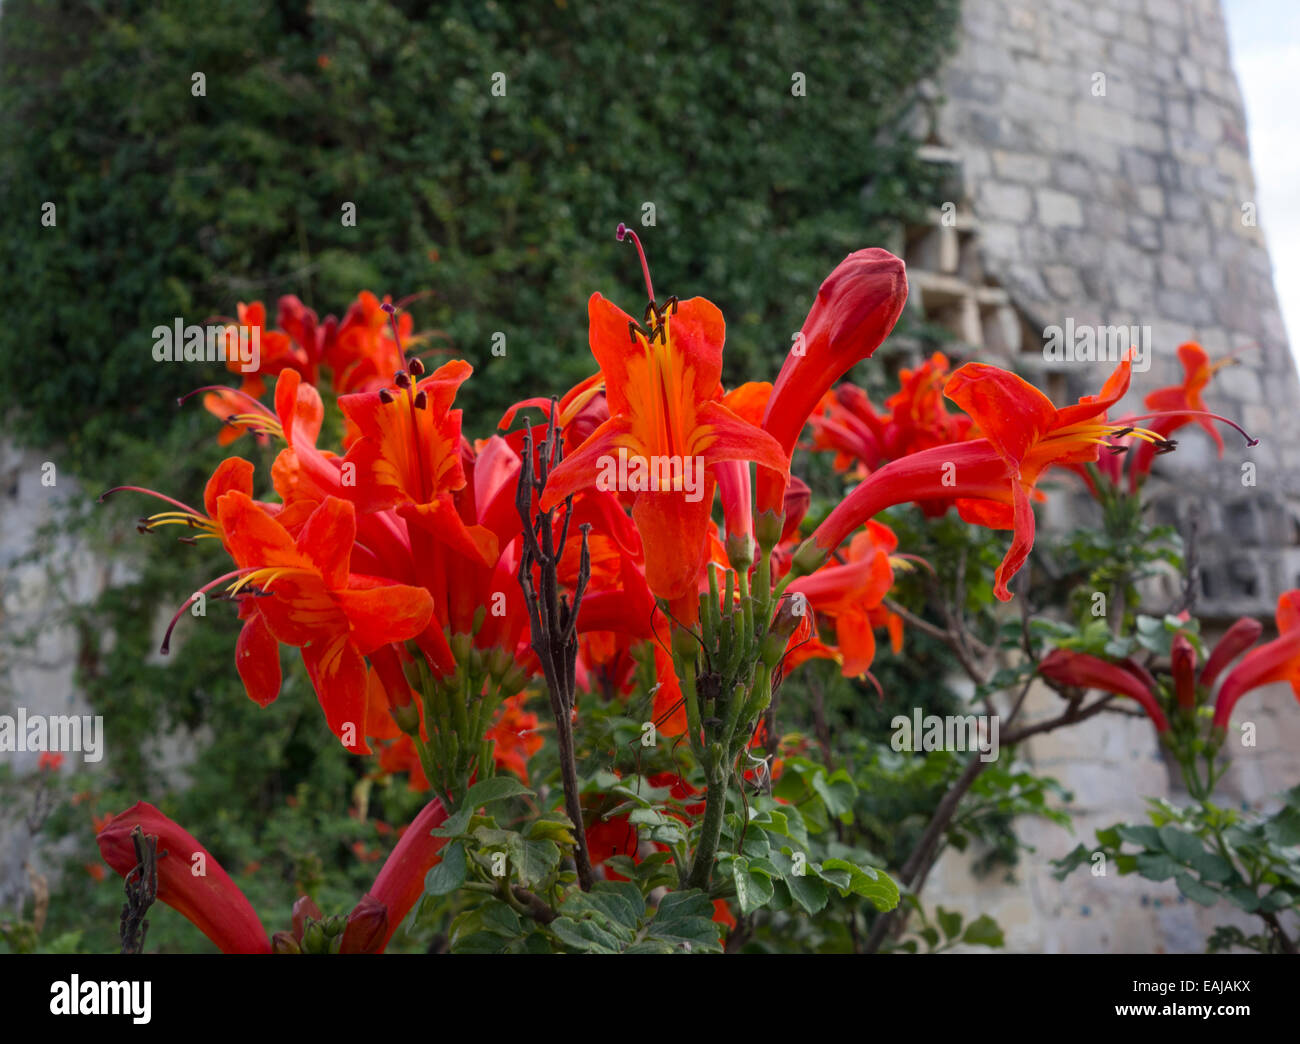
[540, 231, 786, 609]
[787, 521, 901, 678]
[1128, 341, 1235, 490]
[800, 358, 1148, 600]
[485, 693, 544, 782]
[214, 492, 434, 751]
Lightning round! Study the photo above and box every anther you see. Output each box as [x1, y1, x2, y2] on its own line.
[414, 390, 428, 410]
[408, 357, 425, 377]
[394, 370, 410, 389]
[378, 389, 394, 404]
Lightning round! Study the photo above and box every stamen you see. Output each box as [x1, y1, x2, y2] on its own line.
[616, 222, 655, 307]
[379, 301, 405, 358]
[160, 568, 253, 654]
[176, 385, 276, 418]
[100, 486, 202, 514]
[1124, 410, 1259, 447]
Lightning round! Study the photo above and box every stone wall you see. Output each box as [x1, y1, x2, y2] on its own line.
[930, 0, 1300, 620]
[908, 0, 1300, 953]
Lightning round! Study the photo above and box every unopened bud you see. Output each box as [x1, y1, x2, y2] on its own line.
[789, 538, 828, 578]
[391, 700, 421, 736]
[755, 509, 785, 552]
[271, 931, 301, 955]
[725, 532, 755, 573]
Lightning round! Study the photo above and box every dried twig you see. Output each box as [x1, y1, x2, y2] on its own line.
[119, 827, 159, 955]
[516, 404, 596, 891]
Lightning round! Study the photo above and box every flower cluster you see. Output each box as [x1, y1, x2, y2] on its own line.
[96, 232, 1278, 950]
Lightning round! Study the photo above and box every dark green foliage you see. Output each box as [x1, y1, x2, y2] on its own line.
[0, 0, 960, 952]
[1, 0, 960, 469]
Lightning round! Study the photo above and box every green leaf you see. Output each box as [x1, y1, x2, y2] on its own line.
[424, 841, 467, 896]
[430, 804, 477, 837]
[1117, 825, 1162, 849]
[937, 907, 963, 941]
[1265, 807, 1300, 848]
[549, 881, 645, 953]
[1175, 872, 1221, 906]
[732, 856, 776, 915]
[1188, 849, 1235, 884]
[1158, 825, 1204, 864]
[464, 776, 534, 807]
[820, 858, 900, 911]
[448, 899, 521, 953]
[785, 873, 829, 915]
[526, 815, 577, 845]
[1052, 843, 1093, 881]
[518, 839, 561, 887]
[1258, 889, 1295, 914]
[640, 890, 723, 953]
[1226, 887, 1261, 912]
[960, 914, 1005, 948]
[1135, 852, 1178, 882]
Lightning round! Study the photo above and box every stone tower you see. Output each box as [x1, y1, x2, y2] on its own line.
[898, 0, 1300, 952]
[899, 0, 1300, 620]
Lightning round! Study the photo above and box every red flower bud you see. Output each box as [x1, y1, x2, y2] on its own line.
[97, 802, 271, 954]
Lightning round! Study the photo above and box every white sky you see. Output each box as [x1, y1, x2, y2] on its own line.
[1223, 0, 1300, 356]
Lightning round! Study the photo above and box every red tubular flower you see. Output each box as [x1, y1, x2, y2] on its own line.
[1129, 342, 1232, 490]
[756, 249, 908, 519]
[1211, 591, 1300, 731]
[1038, 649, 1170, 732]
[226, 301, 299, 399]
[97, 802, 271, 954]
[799, 358, 1143, 600]
[1170, 633, 1197, 710]
[345, 796, 449, 953]
[340, 359, 498, 567]
[1199, 616, 1264, 690]
[325, 291, 408, 395]
[216, 492, 434, 751]
[540, 289, 786, 608]
[787, 521, 899, 678]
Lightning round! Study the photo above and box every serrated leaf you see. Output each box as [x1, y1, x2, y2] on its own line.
[1158, 825, 1204, 864]
[430, 804, 477, 837]
[526, 815, 577, 845]
[1258, 889, 1295, 913]
[732, 856, 775, 915]
[1135, 852, 1178, 882]
[518, 839, 561, 887]
[424, 841, 467, 896]
[1175, 871, 1220, 906]
[1117, 825, 1162, 849]
[821, 858, 900, 911]
[785, 872, 828, 914]
[464, 776, 534, 807]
